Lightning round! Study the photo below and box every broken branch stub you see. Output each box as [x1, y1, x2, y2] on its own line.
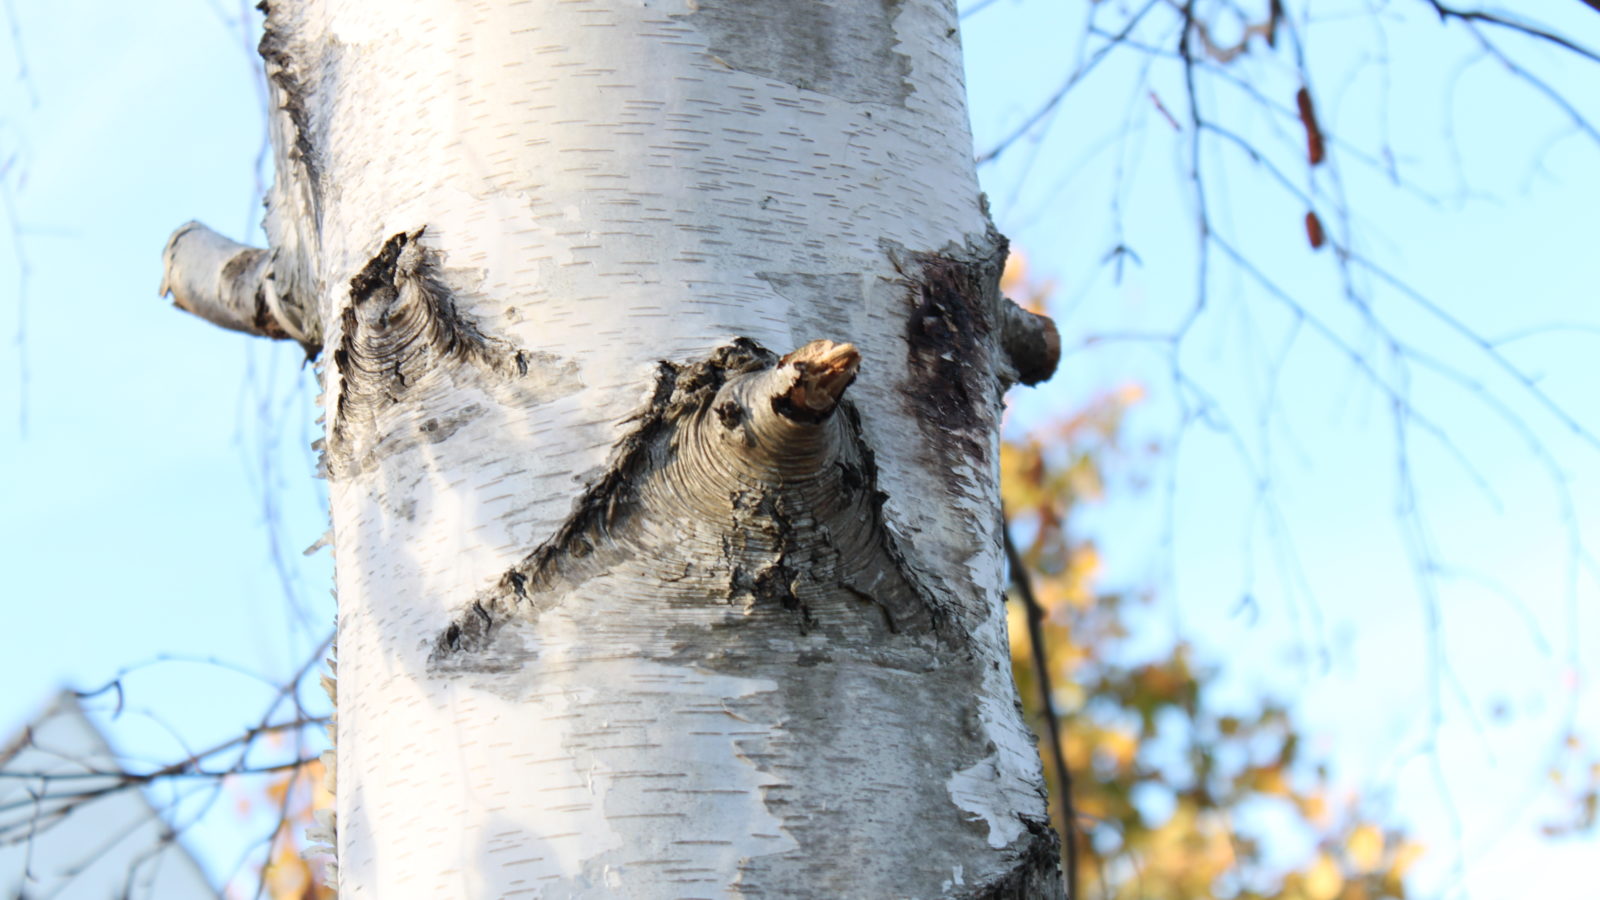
[998, 299, 1060, 387]
[159, 220, 321, 355]
[774, 339, 860, 421]
[431, 337, 941, 668]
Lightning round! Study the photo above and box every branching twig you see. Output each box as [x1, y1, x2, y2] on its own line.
[977, 0, 1163, 165]
[1425, 1, 1600, 64]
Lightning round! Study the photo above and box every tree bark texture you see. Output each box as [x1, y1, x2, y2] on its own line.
[162, 1, 1062, 896]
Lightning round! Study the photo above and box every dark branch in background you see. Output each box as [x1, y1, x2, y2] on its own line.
[253, 741, 311, 900]
[1425, 1, 1600, 63]
[1004, 522, 1079, 900]
[1, 631, 335, 896]
[977, 0, 1163, 165]
[0, 720, 323, 819]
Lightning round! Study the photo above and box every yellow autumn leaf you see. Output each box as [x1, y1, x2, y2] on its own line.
[1061, 730, 1092, 770]
[1034, 577, 1073, 616]
[1390, 840, 1425, 878]
[265, 772, 293, 806]
[1101, 728, 1139, 771]
[1005, 603, 1031, 657]
[265, 830, 314, 899]
[1064, 544, 1101, 609]
[1346, 823, 1384, 873]
[1304, 852, 1344, 900]
[1255, 765, 1290, 796]
[1054, 679, 1086, 714]
[999, 445, 1046, 512]
[1001, 248, 1028, 295]
[1065, 454, 1105, 503]
[1297, 788, 1331, 828]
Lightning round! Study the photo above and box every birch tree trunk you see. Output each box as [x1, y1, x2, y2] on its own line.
[161, 0, 1062, 896]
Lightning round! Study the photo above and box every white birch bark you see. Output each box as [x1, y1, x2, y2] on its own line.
[162, 0, 1062, 896]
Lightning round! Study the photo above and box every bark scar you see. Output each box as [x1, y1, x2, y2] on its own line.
[328, 229, 569, 476]
[429, 339, 947, 670]
[890, 235, 1005, 478]
[890, 229, 1059, 490]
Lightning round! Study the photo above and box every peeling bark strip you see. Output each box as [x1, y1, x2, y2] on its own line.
[303, 644, 338, 883]
[431, 338, 945, 669]
[257, 0, 323, 220]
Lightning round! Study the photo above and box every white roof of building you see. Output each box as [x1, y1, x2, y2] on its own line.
[0, 690, 217, 899]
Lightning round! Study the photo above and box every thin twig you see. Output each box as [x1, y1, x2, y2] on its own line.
[1425, 1, 1600, 64]
[977, 0, 1163, 165]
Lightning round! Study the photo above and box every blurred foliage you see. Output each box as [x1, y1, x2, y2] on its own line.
[999, 252, 1424, 899]
[238, 739, 334, 900]
[1542, 732, 1600, 838]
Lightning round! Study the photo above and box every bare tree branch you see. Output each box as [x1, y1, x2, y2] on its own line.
[1004, 523, 1079, 900]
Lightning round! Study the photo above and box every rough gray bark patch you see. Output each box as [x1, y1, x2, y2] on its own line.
[682, 0, 913, 106]
[958, 819, 1065, 900]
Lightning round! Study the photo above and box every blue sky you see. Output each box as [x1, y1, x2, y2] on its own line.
[963, 1, 1600, 896]
[1, 0, 1597, 896]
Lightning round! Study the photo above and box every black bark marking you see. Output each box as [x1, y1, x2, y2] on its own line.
[429, 339, 945, 670]
[728, 490, 814, 631]
[329, 229, 557, 475]
[894, 234, 1008, 478]
[424, 340, 1029, 895]
[956, 818, 1065, 900]
[714, 399, 744, 429]
[679, 0, 912, 106]
[429, 340, 772, 665]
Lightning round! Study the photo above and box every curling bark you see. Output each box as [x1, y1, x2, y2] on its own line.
[161, 0, 1063, 896]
